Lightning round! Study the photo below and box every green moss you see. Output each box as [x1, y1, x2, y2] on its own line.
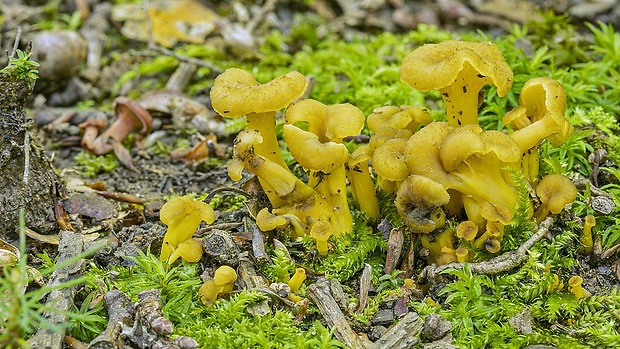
[73, 151, 120, 177]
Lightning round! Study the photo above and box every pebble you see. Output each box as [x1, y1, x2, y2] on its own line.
[372, 309, 394, 326]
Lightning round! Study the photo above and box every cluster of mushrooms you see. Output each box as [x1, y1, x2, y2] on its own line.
[205, 40, 577, 264]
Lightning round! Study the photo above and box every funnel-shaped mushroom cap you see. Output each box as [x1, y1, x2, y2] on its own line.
[214, 265, 238, 286]
[160, 195, 214, 262]
[400, 40, 513, 127]
[400, 40, 513, 96]
[456, 220, 478, 241]
[373, 138, 409, 182]
[283, 124, 349, 173]
[536, 173, 577, 214]
[508, 77, 572, 151]
[367, 105, 432, 133]
[285, 99, 365, 142]
[439, 125, 485, 172]
[210, 68, 306, 118]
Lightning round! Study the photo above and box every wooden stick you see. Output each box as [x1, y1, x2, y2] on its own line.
[307, 278, 367, 349]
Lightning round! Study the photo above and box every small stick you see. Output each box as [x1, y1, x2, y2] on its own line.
[357, 263, 371, 314]
[307, 278, 367, 349]
[374, 312, 423, 349]
[8, 27, 22, 60]
[88, 290, 135, 348]
[27, 231, 85, 349]
[251, 222, 268, 263]
[421, 217, 554, 282]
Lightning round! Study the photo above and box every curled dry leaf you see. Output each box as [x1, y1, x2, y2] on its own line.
[137, 90, 226, 136]
[170, 134, 225, 163]
[0, 238, 19, 267]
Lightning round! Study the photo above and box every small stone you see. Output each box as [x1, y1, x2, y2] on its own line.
[368, 325, 388, 341]
[421, 313, 452, 341]
[269, 282, 290, 298]
[591, 196, 615, 215]
[508, 309, 533, 335]
[372, 309, 394, 326]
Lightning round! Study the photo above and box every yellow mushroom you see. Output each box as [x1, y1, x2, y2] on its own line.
[578, 215, 596, 255]
[400, 40, 513, 127]
[568, 275, 590, 299]
[534, 174, 577, 223]
[160, 195, 214, 263]
[168, 238, 203, 264]
[395, 175, 450, 233]
[210, 68, 306, 206]
[456, 221, 478, 241]
[288, 267, 306, 293]
[505, 77, 573, 183]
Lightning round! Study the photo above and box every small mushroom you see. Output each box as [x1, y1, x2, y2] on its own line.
[568, 275, 590, 299]
[456, 221, 478, 241]
[534, 174, 577, 223]
[309, 220, 333, 256]
[288, 268, 306, 293]
[160, 195, 215, 263]
[578, 215, 596, 255]
[168, 238, 203, 264]
[395, 175, 450, 233]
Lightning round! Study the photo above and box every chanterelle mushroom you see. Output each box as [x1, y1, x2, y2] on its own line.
[400, 40, 513, 127]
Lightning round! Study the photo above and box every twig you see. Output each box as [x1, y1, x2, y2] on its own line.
[374, 312, 423, 349]
[307, 278, 368, 349]
[8, 27, 22, 60]
[246, 0, 279, 34]
[27, 231, 85, 349]
[421, 217, 555, 282]
[89, 290, 135, 348]
[205, 186, 253, 204]
[23, 131, 29, 184]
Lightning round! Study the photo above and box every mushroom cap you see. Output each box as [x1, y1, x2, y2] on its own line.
[285, 99, 365, 142]
[502, 105, 530, 130]
[400, 40, 513, 96]
[536, 174, 577, 214]
[397, 175, 450, 210]
[480, 201, 513, 225]
[456, 220, 478, 241]
[113, 97, 153, 137]
[512, 77, 572, 148]
[283, 124, 349, 173]
[485, 238, 501, 253]
[169, 238, 203, 263]
[373, 138, 409, 182]
[213, 265, 238, 286]
[256, 207, 289, 231]
[367, 105, 432, 133]
[160, 195, 215, 229]
[210, 68, 307, 118]
[405, 121, 452, 184]
[439, 125, 485, 172]
[568, 275, 583, 287]
[198, 279, 219, 306]
[480, 130, 522, 163]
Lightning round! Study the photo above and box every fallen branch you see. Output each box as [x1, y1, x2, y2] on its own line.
[421, 217, 554, 283]
[27, 230, 85, 349]
[307, 278, 367, 349]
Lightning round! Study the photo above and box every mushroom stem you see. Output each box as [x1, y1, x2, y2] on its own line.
[440, 63, 488, 127]
[309, 166, 352, 237]
[509, 115, 564, 153]
[347, 159, 380, 220]
[246, 111, 287, 168]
